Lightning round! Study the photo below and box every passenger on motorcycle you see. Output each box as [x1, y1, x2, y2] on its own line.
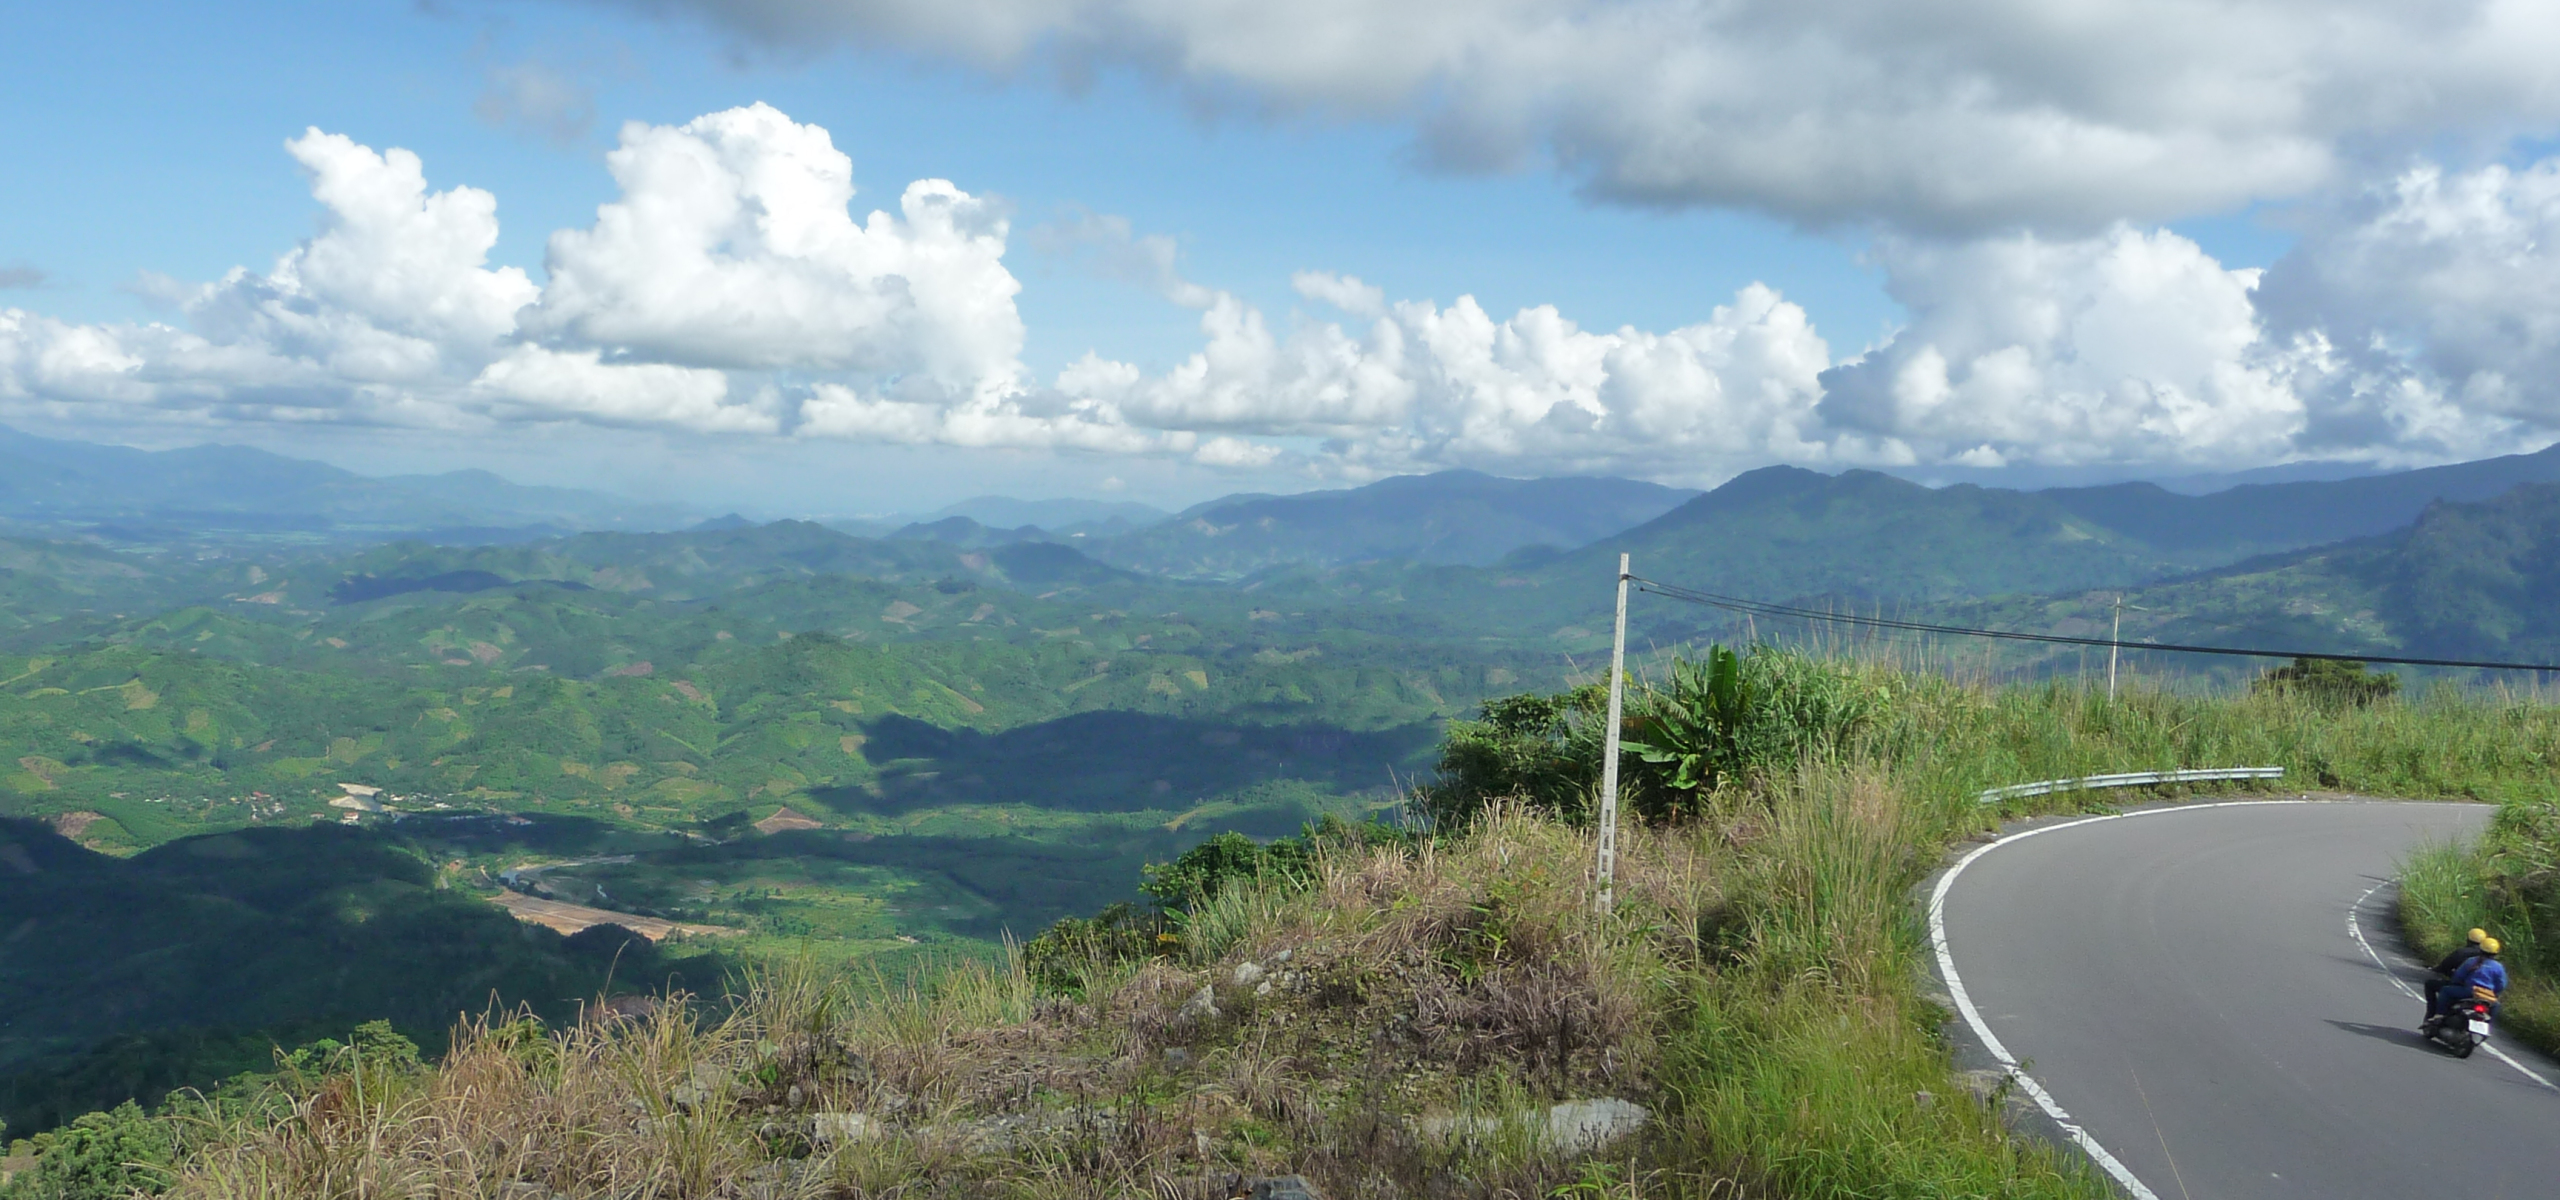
[2424, 928, 2492, 1024]
[2424, 936, 2507, 1033]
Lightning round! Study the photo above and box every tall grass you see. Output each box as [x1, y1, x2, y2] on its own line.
[1647, 770, 2102, 1199]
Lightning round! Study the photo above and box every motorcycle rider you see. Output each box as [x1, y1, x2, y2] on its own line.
[2425, 936, 2508, 1033]
[2423, 928, 2492, 1026]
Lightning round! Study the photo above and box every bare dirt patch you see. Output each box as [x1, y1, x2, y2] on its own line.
[49, 811, 102, 839]
[487, 892, 730, 942]
[753, 807, 823, 835]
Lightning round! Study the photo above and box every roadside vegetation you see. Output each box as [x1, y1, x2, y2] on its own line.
[13, 647, 2560, 1198]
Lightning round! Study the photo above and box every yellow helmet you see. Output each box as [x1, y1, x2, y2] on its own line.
[2469, 928, 2489, 945]
[2482, 937, 2503, 956]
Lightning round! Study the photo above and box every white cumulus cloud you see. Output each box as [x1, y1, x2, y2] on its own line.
[0, 128, 540, 427]
[0, 107, 1014, 440]
[1056, 280, 1834, 482]
[522, 103, 1026, 398]
[15, 101, 2560, 486]
[1818, 228, 2307, 470]
[475, 346, 764, 431]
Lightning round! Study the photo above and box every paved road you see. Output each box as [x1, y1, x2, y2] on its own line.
[1938, 800, 2560, 1200]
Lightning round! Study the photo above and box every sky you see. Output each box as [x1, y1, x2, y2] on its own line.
[4, 0, 2558, 516]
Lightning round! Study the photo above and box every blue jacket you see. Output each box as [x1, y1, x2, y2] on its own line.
[2454, 957, 2509, 998]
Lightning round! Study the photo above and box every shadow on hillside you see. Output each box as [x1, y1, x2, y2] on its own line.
[0, 817, 718, 1134]
[812, 711, 1436, 816]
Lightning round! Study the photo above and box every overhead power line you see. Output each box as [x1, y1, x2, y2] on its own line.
[1628, 576, 2560, 674]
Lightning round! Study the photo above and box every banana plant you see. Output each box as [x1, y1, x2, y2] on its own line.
[1624, 644, 1757, 807]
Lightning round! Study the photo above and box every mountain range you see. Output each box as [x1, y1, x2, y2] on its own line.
[1087, 470, 1701, 577]
[21, 422, 2560, 596]
[0, 426, 699, 539]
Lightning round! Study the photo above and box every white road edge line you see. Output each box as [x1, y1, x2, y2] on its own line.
[1932, 798, 2340, 1199]
[2344, 878, 2558, 1091]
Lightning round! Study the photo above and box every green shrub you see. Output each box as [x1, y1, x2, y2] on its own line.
[5, 1101, 174, 1200]
[1140, 831, 1309, 910]
[1416, 684, 1611, 829]
[1023, 815, 1406, 994]
[1138, 815, 1403, 910]
[1018, 902, 1171, 995]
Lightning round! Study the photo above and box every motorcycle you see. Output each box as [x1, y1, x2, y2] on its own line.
[2424, 989, 2498, 1058]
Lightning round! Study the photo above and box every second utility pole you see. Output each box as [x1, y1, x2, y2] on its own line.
[1596, 553, 1630, 915]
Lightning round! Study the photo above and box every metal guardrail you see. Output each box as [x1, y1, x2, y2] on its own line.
[1977, 766, 2285, 805]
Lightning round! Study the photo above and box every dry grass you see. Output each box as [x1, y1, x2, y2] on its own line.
[166, 806, 1698, 1200]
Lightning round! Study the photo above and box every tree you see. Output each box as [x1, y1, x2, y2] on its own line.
[1415, 684, 1608, 830]
[2255, 657, 2399, 707]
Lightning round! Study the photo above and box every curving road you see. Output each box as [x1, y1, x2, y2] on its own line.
[1936, 799, 2560, 1200]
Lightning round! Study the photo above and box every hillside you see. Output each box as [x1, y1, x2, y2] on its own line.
[0, 623, 1491, 842]
[1220, 467, 2188, 655]
[1578, 466, 2173, 596]
[1089, 469, 1698, 578]
[1860, 482, 2560, 689]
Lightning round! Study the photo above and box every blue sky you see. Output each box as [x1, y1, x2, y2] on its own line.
[1, 0, 2547, 514]
[7, 1, 1920, 354]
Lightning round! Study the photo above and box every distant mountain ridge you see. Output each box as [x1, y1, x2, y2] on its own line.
[1065, 451, 2560, 590]
[2117, 481, 2560, 664]
[1195, 454, 2560, 658]
[927, 496, 1168, 534]
[2035, 443, 2560, 555]
[1513, 447, 2560, 610]
[0, 426, 696, 538]
[1089, 470, 1701, 578]
[1563, 466, 2165, 601]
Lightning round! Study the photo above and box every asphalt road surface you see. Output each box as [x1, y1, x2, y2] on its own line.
[1938, 800, 2560, 1200]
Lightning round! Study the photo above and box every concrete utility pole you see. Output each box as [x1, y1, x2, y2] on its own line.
[1597, 553, 1630, 915]
[2108, 595, 2147, 702]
